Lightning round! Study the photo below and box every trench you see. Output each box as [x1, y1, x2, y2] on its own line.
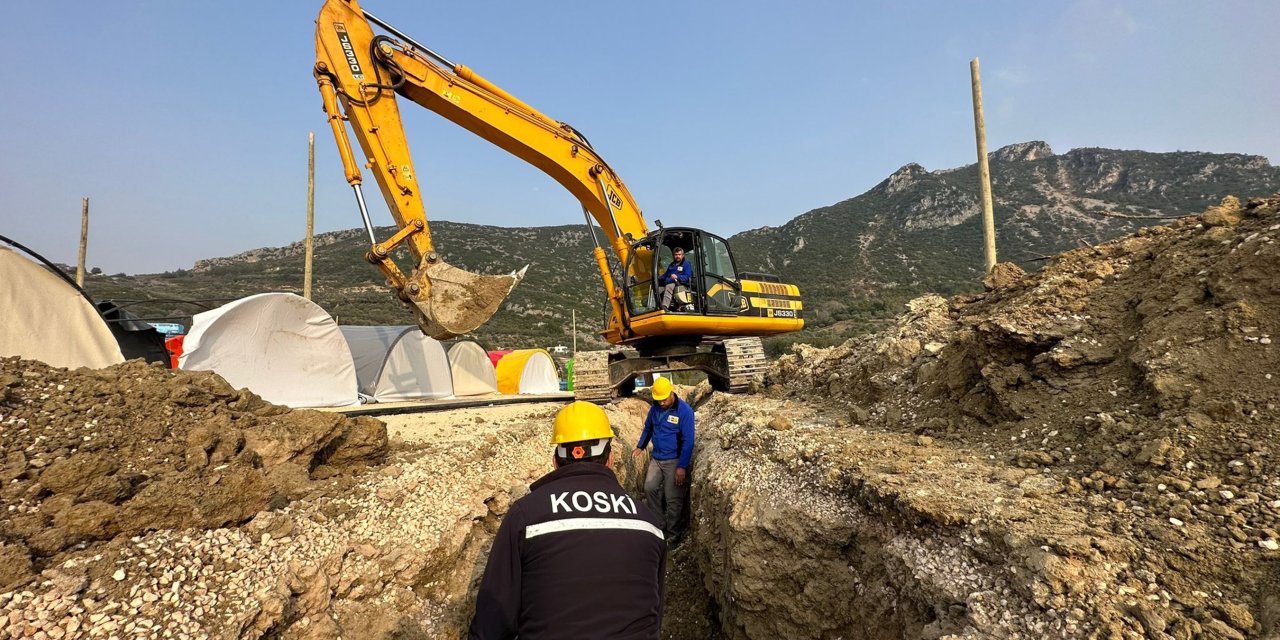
[605, 390, 1090, 640]
[607, 393, 1000, 640]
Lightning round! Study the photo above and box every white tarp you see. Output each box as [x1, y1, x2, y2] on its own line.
[0, 247, 124, 369]
[341, 326, 453, 402]
[445, 340, 498, 396]
[179, 293, 358, 408]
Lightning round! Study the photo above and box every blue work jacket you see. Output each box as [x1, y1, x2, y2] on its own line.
[638, 396, 695, 469]
[660, 259, 694, 286]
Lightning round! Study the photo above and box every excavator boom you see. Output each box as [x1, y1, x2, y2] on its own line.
[314, 0, 524, 339]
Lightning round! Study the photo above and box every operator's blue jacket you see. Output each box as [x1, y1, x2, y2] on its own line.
[660, 259, 693, 286]
[638, 395, 695, 469]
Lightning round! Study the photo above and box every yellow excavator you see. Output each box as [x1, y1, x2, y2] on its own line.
[314, 0, 804, 400]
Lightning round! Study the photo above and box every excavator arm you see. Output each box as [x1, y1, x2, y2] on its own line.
[314, 0, 650, 340]
[314, 0, 528, 339]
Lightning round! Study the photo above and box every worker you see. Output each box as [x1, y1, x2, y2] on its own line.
[632, 377, 695, 544]
[469, 401, 667, 640]
[659, 246, 694, 310]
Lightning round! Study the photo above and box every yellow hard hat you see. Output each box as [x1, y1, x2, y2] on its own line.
[550, 401, 613, 444]
[651, 377, 673, 401]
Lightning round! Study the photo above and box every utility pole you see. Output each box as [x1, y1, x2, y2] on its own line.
[76, 197, 89, 286]
[970, 58, 997, 272]
[572, 308, 577, 354]
[304, 133, 316, 299]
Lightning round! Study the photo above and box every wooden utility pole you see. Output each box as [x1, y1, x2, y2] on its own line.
[970, 58, 997, 272]
[76, 197, 89, 286]
[304, 133, 316, 299]
[572, 308, 577, 354]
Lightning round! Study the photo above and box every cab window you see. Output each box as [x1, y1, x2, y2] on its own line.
[624, 239, 658, 315]
[700, 233, 740, 314]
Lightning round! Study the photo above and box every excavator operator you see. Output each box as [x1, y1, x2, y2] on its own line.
[659, 246, 695, 311]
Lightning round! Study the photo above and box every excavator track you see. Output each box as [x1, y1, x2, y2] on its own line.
[572, 350, 613, 403]
[720, 337, 767, 393]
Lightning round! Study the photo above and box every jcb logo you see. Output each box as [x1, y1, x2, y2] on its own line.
[607, 187, 623, 210]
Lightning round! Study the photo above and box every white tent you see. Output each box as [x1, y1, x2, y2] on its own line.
[496, 349, 560, 395]
[0, 247, 124, 369]
[446, 340, 499, 396]
[341, 326, 453, 402]
[179, 293, 358, 408]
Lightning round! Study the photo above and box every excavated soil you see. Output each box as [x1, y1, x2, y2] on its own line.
[0, 363, 652, 638]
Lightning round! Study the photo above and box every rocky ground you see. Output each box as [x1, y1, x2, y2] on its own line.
[688, 194, 1280, 638]
[4, 194, 1280, 638]
[0, 363, 653, 639]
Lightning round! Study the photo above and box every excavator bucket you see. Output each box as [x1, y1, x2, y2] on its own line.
[408, 258, 527, 340]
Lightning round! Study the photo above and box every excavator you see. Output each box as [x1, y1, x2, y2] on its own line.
[314, 0, 804, 401]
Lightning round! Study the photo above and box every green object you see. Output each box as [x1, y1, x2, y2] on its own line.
[566, 358, 574, 391]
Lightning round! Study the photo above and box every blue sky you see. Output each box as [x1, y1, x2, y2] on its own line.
[1, 0, 1276, 274]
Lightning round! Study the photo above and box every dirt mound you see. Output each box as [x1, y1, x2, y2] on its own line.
[754, 194, 1280, 637]
[0, 357, 386, 592]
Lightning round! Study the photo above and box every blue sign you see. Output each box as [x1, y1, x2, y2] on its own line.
[150, 322, 186, 337]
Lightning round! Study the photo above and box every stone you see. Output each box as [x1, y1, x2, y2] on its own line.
[38, 454, 119, 496]
[1201, 197, 1243, 227]
[0, 544, 33, 592]
[983, 262, 1027, 291]
[53, 501, 120, 543]
[325, 416, 390, 467]
[266, 462, 312, 501]
[1135, 437, 1172, 466]
[1202, 618, 1246, 640]
[1018, 475, 1062, 498]
[1212, 602, 1255, 633]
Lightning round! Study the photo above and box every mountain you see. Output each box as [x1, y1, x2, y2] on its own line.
[81, 143, 1280, 351]
[728, 142, 1280, 339]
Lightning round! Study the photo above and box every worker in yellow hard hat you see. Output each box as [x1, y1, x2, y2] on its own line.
[470, 401, 667, 639]
[632, 376, 695, 545]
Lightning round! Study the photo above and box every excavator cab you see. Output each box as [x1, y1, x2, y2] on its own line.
[622, 228, 745, 318]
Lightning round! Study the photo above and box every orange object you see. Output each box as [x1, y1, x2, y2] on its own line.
[165, 334, 185, 369]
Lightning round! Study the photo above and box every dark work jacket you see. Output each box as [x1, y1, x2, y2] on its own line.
[468, 463, 667, 640]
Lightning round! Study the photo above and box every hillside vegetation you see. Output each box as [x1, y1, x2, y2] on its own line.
[83, 143, 1280, 351]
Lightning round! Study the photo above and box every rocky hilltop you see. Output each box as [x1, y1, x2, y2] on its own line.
[730, 143, 1280, 334]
